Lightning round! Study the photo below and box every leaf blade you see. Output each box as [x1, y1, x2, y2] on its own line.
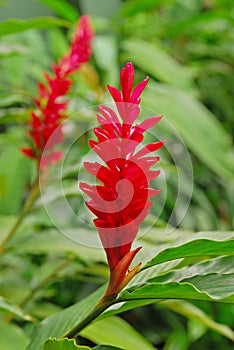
[144, 238, 234, 269]
[80, 316, 156, 350]
[122, 39, 195, 92]
[144, 83, 234, 180]
[121, 277, 234, 303]
[26, 286, 106, 350]
[38, 0, 79, 22]
[0, 17, 70, 37]
[44, 338, 90, 349]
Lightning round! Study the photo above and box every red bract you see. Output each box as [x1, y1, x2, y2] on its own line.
[21, 15, 93, 169]
[80, 62, 164, 297]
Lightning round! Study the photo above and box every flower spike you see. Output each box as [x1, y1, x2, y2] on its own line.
[21, 16, 93, 169]
[80, 62, 163, 298]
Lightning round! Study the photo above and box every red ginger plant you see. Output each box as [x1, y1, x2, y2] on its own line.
[21, 15, 93, 169]
[80, 62, 164, 298]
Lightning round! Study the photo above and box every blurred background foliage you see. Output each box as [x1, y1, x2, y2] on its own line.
[0, 0, 233, 349]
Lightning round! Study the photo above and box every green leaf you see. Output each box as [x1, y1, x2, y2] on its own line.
[0, 108, 27, 125]
[163, 331, 188, 350]
[0, 319, 29, 350]
[0, 295, 32, 321]
[43, 339, 125, 350]
[144, 238, 234, 269]
[120, 0, 162, 16]
[149, 256, 234, 284]
[44, 338, 89, 349]
[0, 92, 29, 108]
[47, 28, 69, 61]
[0, 147, 31, 214]
[26, 286, 106, 350]
[93, 346, 125, 350]
[121, 277, 234, 303]
[0, 216, 16, 244]
[99, 299, 158, 320]
[18, 229, 106, 262]
[182, 274, 234, 300]
[144, 83, 234, 180]
[161, 300, 234, 341]
[80, 316, 156, 350]
[93, 35, 119, 86]
[100, 255, 234, 320]
[38, 0, 79, 22]
[122, 39, 195, 92]
[0, 17, 70, 37]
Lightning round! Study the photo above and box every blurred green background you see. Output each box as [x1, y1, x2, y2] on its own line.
[0, 0, 233, 349]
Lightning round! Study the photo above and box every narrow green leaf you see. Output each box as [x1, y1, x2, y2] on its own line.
[0, 295, 33, 321]
[38, 0, 79, 22]
[26, 286, 106, 350]
[0, 17, 70, 37]
[47, 28, 69, 61]
[99, 299, 158, 320]
[163, 331, 188, 350]
[0, 148, 31, 214]
[93, 346, 124, 350]
[144, 83, 234, 179]
[120, 0, 162, 16]
[104, 257, 234, 319]
[149, 256, 234, 284]
[182, 274, 234, 300]
[0, 319, 29, 350]
[122, 39, 195, 91]
[0, 216, 16, 244]
[161, 300, 234, 341]
[0, 92, 29, 108]
[44, 338, 89, 349]
[93, 35, 119, 86]
[81, 316, 156, 350]
[18, 229, 105, 262]
[121, 278, 234, 303]
[43, 341, 123, 350]
[144, 238, 234, 269]
[139, 230, 234, 261]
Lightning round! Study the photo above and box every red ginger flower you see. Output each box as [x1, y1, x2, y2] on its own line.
[80, 62, 164, 298]
[21, 15, 93, 168]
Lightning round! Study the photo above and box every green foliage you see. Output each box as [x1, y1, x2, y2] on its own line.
[44, 339, 124, 350]
[161, 300, 234, 341]
[0, 295, 32, 320]
[0, 319, 29, 350]
[144, 237, 234, 268]
[0, 17, 70, 36]
[143, 83, 234, 181]
[0, 0, 233, 349]
[44, 338, 89, 349]
[122, 39, 195, 92]
[80, 316, 156, 350]
[38, 0, 79, 22]
[0, 147, 31, 214]
[24, 231, 234, 349]
[26, 287, 106, 350]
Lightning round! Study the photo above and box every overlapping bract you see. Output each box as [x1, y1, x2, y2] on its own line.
[21, 15, 93, 168]
[80, 62, 164, 297]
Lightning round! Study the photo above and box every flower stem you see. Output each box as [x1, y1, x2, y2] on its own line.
[63, 295, 116, 339]
[0, 178, 40, 252]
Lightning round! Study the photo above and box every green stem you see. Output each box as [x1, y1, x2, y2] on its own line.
[0, 178, 40, 252]
[63, 295, 116, 339]
[63, 292, 159, 339]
